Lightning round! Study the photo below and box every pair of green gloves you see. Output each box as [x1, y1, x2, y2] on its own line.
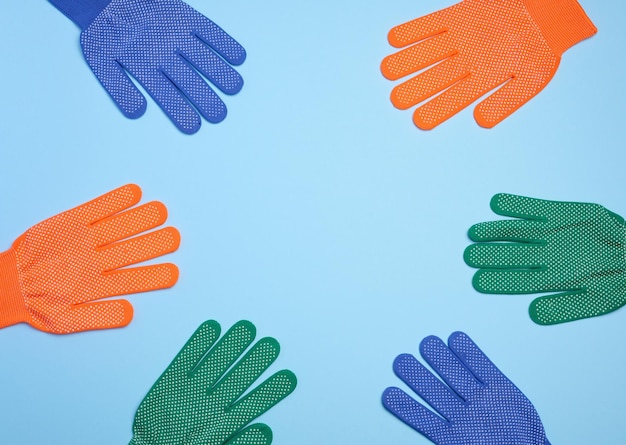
[465, 193, 626, 325]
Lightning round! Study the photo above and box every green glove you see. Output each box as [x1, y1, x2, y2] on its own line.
[129, 320, 297, 445]
[464, 193, 626, 325]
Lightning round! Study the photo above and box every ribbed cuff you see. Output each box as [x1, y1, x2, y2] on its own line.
[0, 248, 29, 328]
[523, 0, 597, 55]
[48, 0, 113, 30]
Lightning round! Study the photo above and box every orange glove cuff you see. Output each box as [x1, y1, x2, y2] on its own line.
[524, 0, 596, 55]
[0, 248, 29, 328]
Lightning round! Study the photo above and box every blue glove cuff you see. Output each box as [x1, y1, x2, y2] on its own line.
[48, 0, 112, 30]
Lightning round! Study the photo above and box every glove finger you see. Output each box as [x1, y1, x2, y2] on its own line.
[381, 33, 455, 81]
[464, 243, 543, 268]
[387, 5, 454, 48]
[98, 227, 180, 270]
[167, 321, 222, 379]
[33, 299, 133, 334]
[180, 39, 244, 94]
[390, 57, 468, 110]
[529, 289, 625, 325]
[127, 67, 202, 134]
[209, 337, 281, 407]
[467, 219, 546, 243]
[191, 13, 246, 65]
[67, 184, 142, 226]
[82, 56, 147, 119]
[226, 424, 273, 445]
[420, 335, 482, 400]
[412, 74, 499, 130]
[472, 269, 550, 294]
[192, 320, 256, 387]
[446, 332, 502, 386]
[226, 370, 297, 426]
[491, 194, 611, 226]
[92, 201, 168, 247]
[393, 353, 465, 418]
[382, 387, 448, 442]
[98, 263, 179, 300]
[474, 70, 557, 128]
[488, 194, 556, 220]
[161, 62, 227, 123]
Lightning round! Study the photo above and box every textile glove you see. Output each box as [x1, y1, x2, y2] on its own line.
[464, 193, 626, 325]
[0, 184, 180, 334]
[48, 0, 246, 134]
[382, 332, 550, 444]
[129, 320, 297, 445]
[380, 0, 596, 129]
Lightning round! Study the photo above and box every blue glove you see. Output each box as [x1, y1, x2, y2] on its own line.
[49, 0, 246, 134]
[382, 332, 550, 445]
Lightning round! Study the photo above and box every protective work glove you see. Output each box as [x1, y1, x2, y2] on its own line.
[49, 0, 246, 134]
[0, 184, 180, 334]
[382, 331, 550, 445]
[130, 320, 297, 445]
[381, 0, 596, 129]
[464, 193, 626, 325]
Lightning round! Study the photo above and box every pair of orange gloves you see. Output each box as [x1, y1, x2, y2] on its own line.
[0, 0, 599, 335]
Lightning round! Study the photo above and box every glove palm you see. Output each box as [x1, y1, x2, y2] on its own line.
[130, 320, 297, 445]
[383, 332, 549, 444]
[465, 193, 626, 324]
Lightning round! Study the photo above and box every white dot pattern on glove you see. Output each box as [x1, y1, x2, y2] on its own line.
[466, 194, 626, 324]
[131, 321, 296, 445]
[383, 332, 548, 444]
[9, 185, 179, 334]
[80, 0, 245, 133]
[229, 427, 271, 445]
[383, 0, 559, 128]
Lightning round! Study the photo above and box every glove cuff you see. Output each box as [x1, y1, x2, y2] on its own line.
[48, 0, 113, 30]
[0, 248, 29, 329]
[523, 0, 597, 55]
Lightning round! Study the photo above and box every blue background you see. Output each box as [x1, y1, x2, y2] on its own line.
[1, 0, 624, 443]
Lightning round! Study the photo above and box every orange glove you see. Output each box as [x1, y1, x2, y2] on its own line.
[0, 184, 180, 334]
[381, 0, 597, 129]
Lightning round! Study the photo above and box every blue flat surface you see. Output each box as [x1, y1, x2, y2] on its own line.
[1, 0, 625, 443]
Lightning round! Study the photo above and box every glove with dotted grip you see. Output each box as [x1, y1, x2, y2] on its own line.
[381, 0, 596, 129]
[49, 0, 246, 134]
[0, 184, 180, 334]
[130, 320, 297, 445]
[465, 193, 626, 325]
[382, 331, 550, 444]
